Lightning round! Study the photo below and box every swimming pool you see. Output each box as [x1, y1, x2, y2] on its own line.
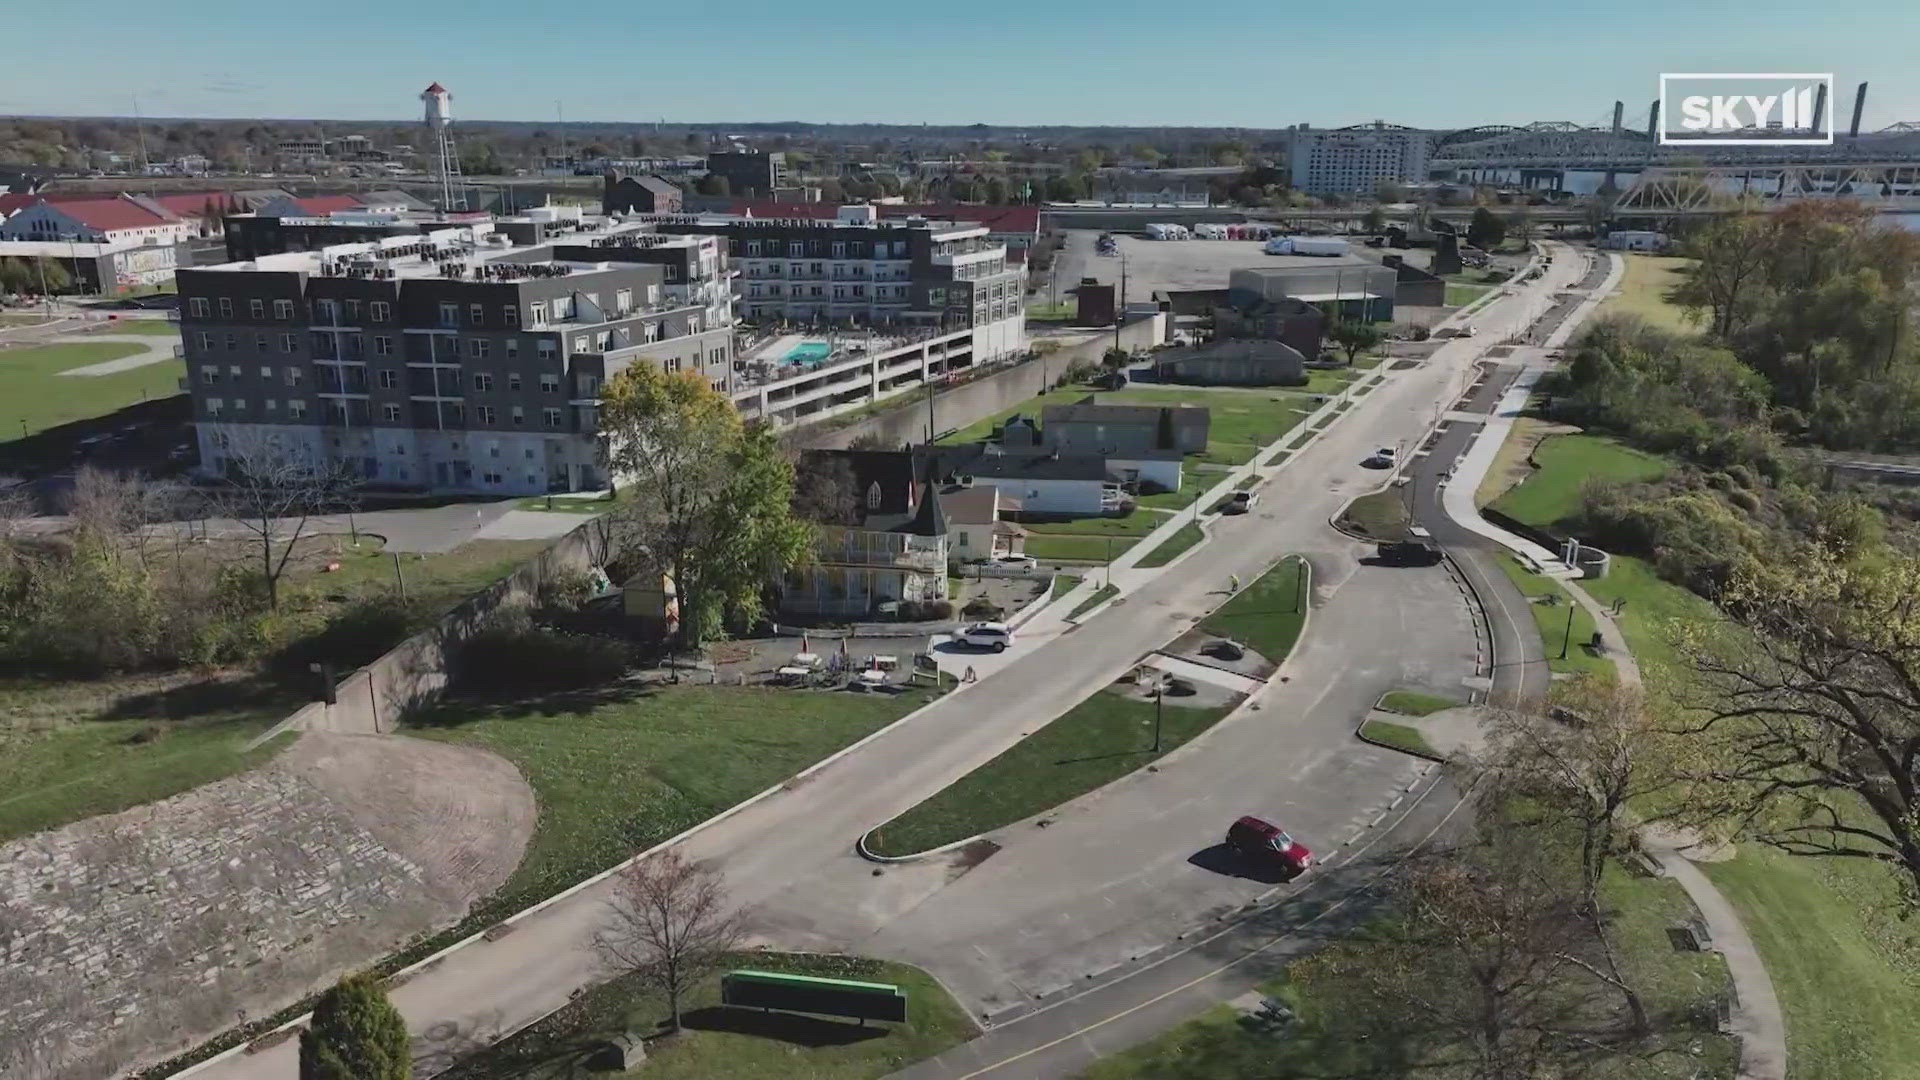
[785, 341, 833, 365]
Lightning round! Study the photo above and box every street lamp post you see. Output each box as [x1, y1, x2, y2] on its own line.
[1560, 598, 1576, 660]
[1152, 684, 1164, 753]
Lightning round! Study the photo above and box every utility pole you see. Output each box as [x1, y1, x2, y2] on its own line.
[1151, 685, 1164, 753]
[1560, 598, 1575, 660]
[1113, 252, 1128, 353]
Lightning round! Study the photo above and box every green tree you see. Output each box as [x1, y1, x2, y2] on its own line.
[695, 173, 731, 197]
[1326, 320, 1382, 366]
[1672, 212, 1772, 338]
[1506, 206, 1535, 243]
[601, 367, 811, 648]
[1374, 179, 1408, 203]
[298, 975, 410, 1080]
[1466, 206, 1506, 249]
[1360, 206, 1385, 233]
[1044, 174, 1084, 203]
[982, 175, 1009, 204]
[0, 257, 30, 294]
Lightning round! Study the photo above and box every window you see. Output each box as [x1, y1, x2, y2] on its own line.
[469, 338, 489, 359]
[217, 297, 232, 318]
[232, 397, 247, 413]
[255, 333, 269, 352]
[259, 365, 273, 379]
[197, 331, 213, 352]
[579, 374, 600, 396]
[344, 299, 361, 320]
[511, 405, 525, 426]
[507, 373, 522, 392]
[370, 301, 390, 322]
[472, 373, 493, 392]
[265, 398, 277, 412]
[503, 305, 518, 327]
[573, 336, 588, 352]
[528, 302, 547, 327]
[273, 299, 294, 320]
[383, 404, 401, 422]
[477, 405, 496, 424]
[229, 364, 242, 377]
[616, 288, 633, 313]
[288, 398, 307, 421]
[280, 333, 296, 353]
[504, 338, 518, 359]
[482, 471, 503, 485]
[374, 335, 393, 356]
[866, 482, 882, 510]
[189, 297, 209, 318]
[469, 303, 484, 326]
[205, 397, 223, 416]
[439, 302, 459, 327]
[378, 369, 398, 390]
[316, 299, 338, 323]
[448, 402, 466, 424]
[543, 406, 562, 426]
[540, 373, 559, 393]
[200, 365, 219, 384]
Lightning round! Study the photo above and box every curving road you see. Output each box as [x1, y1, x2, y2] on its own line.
[184, 244, 1592, 1079]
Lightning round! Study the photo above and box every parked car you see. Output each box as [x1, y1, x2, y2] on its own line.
[1221, 490, 1257, 515]
[996, 554, 1039, 571]
[1225, 816, 1313, 873]
[1364, 446, 1397, 468]
[1375, 540, 1441, 567]
[954, 622, 1014, 652]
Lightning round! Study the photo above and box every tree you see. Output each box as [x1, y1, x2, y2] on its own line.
[788, 448, 859, 525]
[982, 175, 1009, 205]
[1326, 320, 1383, 366]
[1467, 206, 1507, 249]
[0, 257, 30, 295]
[695, 173, 731, 197]
[601, 367, 811, 648]
[207, 435, 352, 610]
[298, 974, 410, 1080]
[1682, 548, 1920, 902]
[1374, 179, 1408, 203]
[1672, 212, 1772, 338]
[594, 850, 748, 1033]
[1101, 346, 1130, 370]
[1507, 206, 1535, 243]
[1360, 206, 1385, 233]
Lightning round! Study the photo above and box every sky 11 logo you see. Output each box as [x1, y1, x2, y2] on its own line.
[1659, 73, 1835, 145]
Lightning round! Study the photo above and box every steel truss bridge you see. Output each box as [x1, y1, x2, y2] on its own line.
[1428, 121, 1920, 173]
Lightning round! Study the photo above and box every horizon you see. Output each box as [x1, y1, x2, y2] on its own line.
[4, 0, 1918, 130]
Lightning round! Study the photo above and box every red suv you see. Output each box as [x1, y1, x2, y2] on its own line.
[1226, 816, 1313, 873]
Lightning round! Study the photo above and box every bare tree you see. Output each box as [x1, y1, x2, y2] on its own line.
[1682, 551, 1920, 901]
[1487, 676, 1683, 1035]
[206, 435, 352, 610]
[63, 466, 187, 568]
[594, 850, 749, 1033]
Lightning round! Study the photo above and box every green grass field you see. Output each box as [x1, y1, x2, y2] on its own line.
[1068, 583, 1118, 620]
[1492, 553, 1612, 678]
[865, 686, 1233, 857]
[1600, 254, 1698, 335]
[940, 386, 1312, 468]
[440, 951, 977, 1080]
[1022, 506, 1169, 539]
[1337, 487, 1411, 541]
[0, 340, 183, 437]
[1049, 573, 1083, 602]
[96, 320, 182, 337]
[1358, 718, 1437, 757]
[415, 682, 949, 903]
[1136, 460, 1215, 512]
[1376, 689, 1459, 717]
[1135, 522, 1205, 567]
[0, 675, 300, 842]
[1199, 556, 1308, 660]
[1491, 433, 1667, 531]
[1023, 532, 1139, 563]
[1445, 282, 1493, 307]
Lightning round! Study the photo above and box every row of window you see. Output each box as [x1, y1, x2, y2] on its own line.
[745, 283, 912, 300]
[188, 290, 661, 329]
[736, 238, 911, 259]
[203, 395, 570, 429]
[200, 362, 570, 395]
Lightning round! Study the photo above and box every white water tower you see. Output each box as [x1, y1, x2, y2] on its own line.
[420, 81, 467, 211]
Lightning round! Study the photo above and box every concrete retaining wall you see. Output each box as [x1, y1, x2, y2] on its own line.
[811, 314, 1167, 450]
[252, 517, 618, 744]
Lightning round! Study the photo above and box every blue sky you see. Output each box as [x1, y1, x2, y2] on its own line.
[3, 0, 1917, 129]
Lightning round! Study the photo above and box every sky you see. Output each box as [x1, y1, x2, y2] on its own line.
[3, 0, 1918, 131]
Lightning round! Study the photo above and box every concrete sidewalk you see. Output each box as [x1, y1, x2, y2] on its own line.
[1646, 841, 1788, 1080]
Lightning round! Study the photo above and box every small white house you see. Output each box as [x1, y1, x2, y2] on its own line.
[1601, 230, 1670, 252]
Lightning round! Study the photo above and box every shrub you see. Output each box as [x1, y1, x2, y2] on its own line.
[274, 594, 431, 676]
[1725, 463, 1757, 490]
[452, 617, 628, 692]
[1727, 487, 1763, 515]
[532, 569, 593, 614]
[962, 597, 1003, 619]
[299, 975, 410, 1080]
[922, 599, 955, 620]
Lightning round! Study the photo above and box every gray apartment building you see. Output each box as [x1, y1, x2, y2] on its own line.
[651, 204, 1026, 364]
[176, 216, 733, 495]
[705, 151, 786, 196]
[1286, 122, 1432, 196]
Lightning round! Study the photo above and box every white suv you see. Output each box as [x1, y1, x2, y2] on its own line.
[955, 622, 1014, 652]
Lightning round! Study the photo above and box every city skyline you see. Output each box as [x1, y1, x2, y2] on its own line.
[3, 0, 1918, 130]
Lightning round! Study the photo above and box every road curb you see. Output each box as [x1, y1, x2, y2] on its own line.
[1353, 719, 1450, 763]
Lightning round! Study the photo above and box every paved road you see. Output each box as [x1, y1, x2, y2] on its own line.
[185, 244, 1589, 1079]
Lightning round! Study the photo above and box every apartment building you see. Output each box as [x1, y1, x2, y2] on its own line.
[1286, 122, 1433, 196]
[175, 221, 734, 495]
[704, 151, 786, 196]
[653, 204, 1026, 364]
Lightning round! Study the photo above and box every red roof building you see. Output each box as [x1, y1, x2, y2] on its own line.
[0, 195, 193, 245]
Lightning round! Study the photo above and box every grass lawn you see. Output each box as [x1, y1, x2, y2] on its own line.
[1136, 460, 1213, 512]
[0, 674, 301, 842]
[96, 320, 181, 337]
[1233, 473, 1258, 491]
[514, 495, 614, 514]
[0, 340, 182, 437]
[1068, 583, 1118, 620]
[1022, 506, 1168, 539]
[1491, 433, 1667, 532]
[1601, 254, 1698, 336]
[1301, 367, 1361, 395]
[1492, 553, 1613, 678]
[440, 952, 977, 1080]
[1705, 850, 1920, 1080]
[1024, 532, 1138, 563]
[1049, 573, 1083, 602]
[1199, 556, 1308, 660]
[414, 682, 950, 903]
[1445, 282, 1494, 307]
[1579, 553, 1725, 697]
[865, 686, 1233, 856]
[1337, 487, 1411, 541]
[1359, 718, 1436, 757]
[1376, 689, 1459, 716]
[940, 386, 1312, 468]
[1082, 863, 1733, 1079]
[1136, 522, 1205, 568]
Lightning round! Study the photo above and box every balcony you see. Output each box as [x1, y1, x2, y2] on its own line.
[818, 544, 944, 571]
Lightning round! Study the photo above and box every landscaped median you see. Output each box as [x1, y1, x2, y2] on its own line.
[862, 556, 1308, 860]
